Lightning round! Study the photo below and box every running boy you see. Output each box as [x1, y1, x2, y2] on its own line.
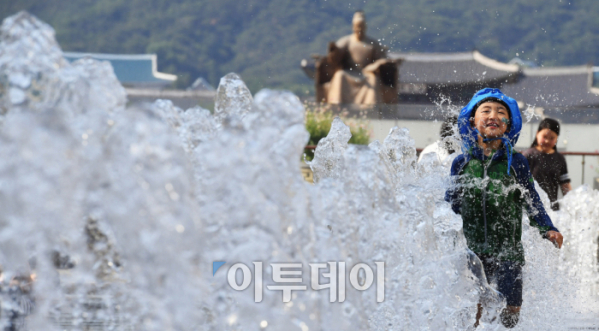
[445, 88, 563, 328]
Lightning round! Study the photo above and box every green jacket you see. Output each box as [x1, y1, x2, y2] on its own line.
[446, 148, 559, 264]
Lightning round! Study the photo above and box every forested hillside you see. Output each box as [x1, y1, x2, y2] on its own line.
[2, 0, 599, 93]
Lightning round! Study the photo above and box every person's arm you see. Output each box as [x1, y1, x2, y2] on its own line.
[512, 154, 563, 248]
[561, 182, 572, 196]
[558, 154, 572, 196]
[445, 154, 466, 215]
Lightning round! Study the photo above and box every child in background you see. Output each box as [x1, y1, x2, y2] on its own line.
[445, 88, 563, 328]
[417, 115, 458, 163]
[522, 118, 572, 211]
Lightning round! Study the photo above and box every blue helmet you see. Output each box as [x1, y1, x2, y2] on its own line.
[457, 88, 522, 152]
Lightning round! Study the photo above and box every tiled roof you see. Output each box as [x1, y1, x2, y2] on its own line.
[388, 51, 520, 85]
[501, 66, 599, 108]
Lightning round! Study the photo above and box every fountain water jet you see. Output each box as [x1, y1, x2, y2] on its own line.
[0, 11, 597, 331]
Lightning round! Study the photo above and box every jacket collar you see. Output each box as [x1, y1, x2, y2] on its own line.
[469, 145, 508, 162]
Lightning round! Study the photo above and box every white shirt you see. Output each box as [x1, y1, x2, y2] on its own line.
[418, 141, 451, 163]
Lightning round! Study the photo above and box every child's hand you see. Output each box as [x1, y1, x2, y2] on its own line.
[545, 230, 563, 249]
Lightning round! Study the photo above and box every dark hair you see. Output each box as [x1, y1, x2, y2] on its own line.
[440, 115, 457, 138]
[531, 118, 560, 150]
[440, 115, 458, 154]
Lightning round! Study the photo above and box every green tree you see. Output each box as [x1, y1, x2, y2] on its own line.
[3, 0, 599, 93]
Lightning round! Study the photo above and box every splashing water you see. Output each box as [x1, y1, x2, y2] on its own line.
[214, 72, 253, 128]
[521, 104, 542, 124]
[0, 12, 597, 330]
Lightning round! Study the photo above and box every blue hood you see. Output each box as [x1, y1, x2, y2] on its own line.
[458, 88, 522, 152]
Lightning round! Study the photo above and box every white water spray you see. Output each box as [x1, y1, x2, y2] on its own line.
[0, 11, 597, 331]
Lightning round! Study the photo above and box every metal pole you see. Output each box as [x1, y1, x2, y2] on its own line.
[582, 155, 585, 185]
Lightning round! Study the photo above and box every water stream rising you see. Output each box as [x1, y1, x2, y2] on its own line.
[0, 12, 597, 331]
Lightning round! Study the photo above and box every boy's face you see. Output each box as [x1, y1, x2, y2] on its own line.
[471, 101, 510, 139]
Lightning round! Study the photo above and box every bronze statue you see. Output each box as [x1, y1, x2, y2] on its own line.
[313, 11, 400, 105]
